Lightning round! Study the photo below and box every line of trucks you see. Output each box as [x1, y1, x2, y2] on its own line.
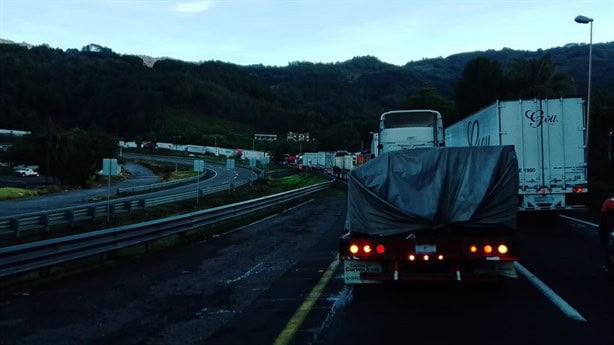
[340, 97, 593, 283]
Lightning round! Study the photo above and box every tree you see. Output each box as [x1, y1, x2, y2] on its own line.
[455, 57, 506, 117]
[400, 88, 456, 125]
[5, 127, 116, 186]
[506, 54, 576, 99]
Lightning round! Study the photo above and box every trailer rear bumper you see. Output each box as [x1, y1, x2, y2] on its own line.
[361, 272, 500, 282]
[519, 193, 586, 211]
[343, 259, 519, 284]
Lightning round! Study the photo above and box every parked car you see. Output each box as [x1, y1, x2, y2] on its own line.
[14, 168, 39, 177]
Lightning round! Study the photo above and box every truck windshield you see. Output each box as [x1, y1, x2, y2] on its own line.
[383, 112, 436, 129]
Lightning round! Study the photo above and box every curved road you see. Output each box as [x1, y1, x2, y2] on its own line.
[0, 154, 257, 218]
[0, 162, 159, 217]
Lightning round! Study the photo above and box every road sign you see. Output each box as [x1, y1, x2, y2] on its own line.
[193, 160, 205, 172]
[102, 158, 118, 176]
[249, 158, 257, 167]
[226, 158, 235, 170]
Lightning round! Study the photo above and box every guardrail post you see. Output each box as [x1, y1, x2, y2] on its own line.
[66, 210, 75, 228]
[126, 201, 132, 214]
[41, 214, 50, 233]
[89, 206, 97, 222]
[12, 217, 20, 238]
[109, 204, 115, 219]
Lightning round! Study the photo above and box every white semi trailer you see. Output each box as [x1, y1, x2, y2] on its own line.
[445, 98, 588, 211]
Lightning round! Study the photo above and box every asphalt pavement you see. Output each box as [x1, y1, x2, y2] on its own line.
[0, 154, 256, 218]
[0, 192, 611, 345]
[0, 162, 160, 217]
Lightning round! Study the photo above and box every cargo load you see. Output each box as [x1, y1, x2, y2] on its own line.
[345, 146, 518, 236]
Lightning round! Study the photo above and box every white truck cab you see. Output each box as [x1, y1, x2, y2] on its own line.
[14, 168, 39, 177]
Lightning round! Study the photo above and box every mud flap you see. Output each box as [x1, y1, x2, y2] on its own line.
[473, 261, 518, 278]
[497, 261, 518, 278]
[343, 260, 382, 284]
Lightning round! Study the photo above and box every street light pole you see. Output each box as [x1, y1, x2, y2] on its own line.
[575, 14, 594, 151]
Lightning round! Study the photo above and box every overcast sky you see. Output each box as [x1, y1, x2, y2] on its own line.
[0, 0, 612, 66]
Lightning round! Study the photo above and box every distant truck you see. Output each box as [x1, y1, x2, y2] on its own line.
[340, 110, 519, 283]
[14, 168, 39, 177]
[377, 109, 444, 154]
[445, 98, 588, 211]
[302, 152, 335, 172]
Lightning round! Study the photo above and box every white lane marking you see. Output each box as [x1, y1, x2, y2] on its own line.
[559, 215, 598, 228]
[514, 262, 587, 322]
[224, 262, 265, 284]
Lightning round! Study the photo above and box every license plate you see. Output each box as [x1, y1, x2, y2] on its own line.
[415, 244, 436, 254]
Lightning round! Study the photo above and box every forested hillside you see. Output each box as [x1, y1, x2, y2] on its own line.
[1, 41, 613, 151]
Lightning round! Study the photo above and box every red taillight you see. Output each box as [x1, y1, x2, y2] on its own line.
[469, 245, 478, 253]
[349, 244, 359, 254]
[483, 245, 493, 254]
[573, 187, 584, 193]
[423, 255, 430, 261]
[375, 244, 385, 254]
[363, 244, 372, 254]
[408, 254, 416, 261]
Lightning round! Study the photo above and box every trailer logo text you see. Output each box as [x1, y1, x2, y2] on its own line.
[466, 120, 490, 146]
[524, 110, 559, 128]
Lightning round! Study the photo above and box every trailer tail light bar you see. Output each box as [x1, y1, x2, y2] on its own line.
[573, 187, 584, 193]
[347, 242, 386, 256]
[468, 243, 511, 256]
[406, 254, 443, 262]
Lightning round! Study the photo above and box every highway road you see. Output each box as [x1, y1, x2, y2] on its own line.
[0, 154, 257, 218]
[0, 162, 160, 217]
[0, 191, 611, 345]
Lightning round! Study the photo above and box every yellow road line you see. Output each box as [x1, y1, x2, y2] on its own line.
[273, 257, 341, 345]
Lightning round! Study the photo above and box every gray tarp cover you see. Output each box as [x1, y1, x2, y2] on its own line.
[345, 146, 518, 236]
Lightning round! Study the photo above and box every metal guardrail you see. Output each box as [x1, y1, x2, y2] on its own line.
[117, 170, 214, 195]
[0, 180, 334, 279]
[0, 177, 258, 239]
